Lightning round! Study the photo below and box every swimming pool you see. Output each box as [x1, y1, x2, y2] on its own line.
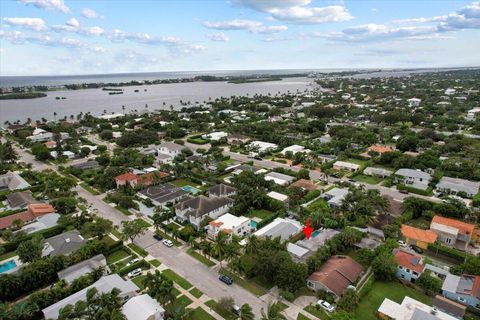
[311, 230, 321, 238]
[183, 185, 201, 194]
[0, 260, 17, 273]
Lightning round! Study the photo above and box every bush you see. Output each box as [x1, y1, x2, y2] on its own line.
[427, 243, 473, 262]
[279, 290, 294, 302]
[397, 184, 433, 196]
[117, 260, 149, 276]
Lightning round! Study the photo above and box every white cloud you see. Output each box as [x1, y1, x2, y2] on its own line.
[66, 18, 80, 28]
[235, 0, 353, 24]
[81, 8, 103, 19]
[207, 32, 230, 41]
[254, 25, 288, 34]
[80, 26, 105, 36]
[18, 0, 69, 14]
[203, 19, 262, 30]
[2, 17, 47, 31]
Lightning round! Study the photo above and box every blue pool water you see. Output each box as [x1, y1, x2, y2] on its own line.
[311, 230, 321, 238]
[183, 185, 201, 194]
[0, 260, 17, 273]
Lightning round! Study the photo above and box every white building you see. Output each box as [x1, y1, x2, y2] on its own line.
[444, 88, 456, 95]
[98, 113, 125, 120]
[363, 167, 394, 178]
[267, 191, 289, 203]
[378, 296, 457, 320]
[156, 153, 173, 165]
[333, 161, 360, 172]
[248, 141, 278, 153]
[466, 107, 480, 121]
[122, 294, 165, 320]
[206, 213, 254, 239]
[202, 131, 228, 141]
[323, 188, 349, 208]
[280, 145, 311, 156]
[436, 176, 480, 198]
[157, 141, 185, 158]
[395, 168, 432, 191]
[407, 98, 421, 107]
[264, 171, 295, 186]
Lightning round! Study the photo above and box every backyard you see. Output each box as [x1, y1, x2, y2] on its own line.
[353, 173, 383, 185]
[247, 209, 274, 220]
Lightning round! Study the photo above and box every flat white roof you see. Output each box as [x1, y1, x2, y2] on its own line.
[267, 191, 288, 202]
[287, 243, 309, 258]
[212, 213, 249, 230]
[333, 161, 360, 169]
[378, 296, 458, 320]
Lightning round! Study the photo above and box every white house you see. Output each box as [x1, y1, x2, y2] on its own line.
[202, 131, 228, 141]
[436, 176, 480, 198]
[407, 98, 421, 107]
[332, 161, 360, 172]
[444, 88, 456, 95]
[466, 107, 480, 121]
[248, 141, 278, 153]
[264, 172, 295, 186]
[280, 145, 311, 156]
[363, 167, 394, 178]
[157, 141, 185, 158]
[122, 294, 165, 320]
[395, 168, 432, 191]
[267, 191, 289, 204]
[206, 213, 254, 239]
[378, 296, 457, 320]
[156, 153, 173, 165]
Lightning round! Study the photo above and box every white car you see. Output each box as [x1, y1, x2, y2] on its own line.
[398, 240, 407, 247]
[162, 239, 173, 247]
[317, 300, 335, 313]
[126, 258, 139, 266]
[127, 268, 142, 278]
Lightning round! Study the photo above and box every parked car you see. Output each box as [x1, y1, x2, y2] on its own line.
[232, 305, 241, 315]
[126, 258, 139, 266]
[410, 244, 423, 254]
[219, 275, 233, 285]
[128, 268, 142, 278]
[399, 189, 409, 194]
[162, 239, 173, 247]
[398, 240, 407, 247]
[153, 234, 163, 241]
[317, 300, 335, 313]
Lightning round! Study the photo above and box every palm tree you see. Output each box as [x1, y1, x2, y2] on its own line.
[245, 235, 259, 254]
[240, 304, 255, 320]
[260, 302, 287, 320]
[144, 271, 175, 305]
[211, 231, 228, 267]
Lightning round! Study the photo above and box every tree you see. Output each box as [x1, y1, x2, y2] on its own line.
[51, 197, 78, 214]
[121, 219, 147, 242]
[337, 288, 359, 312]
[16, 236, 43, 263]
[396, 134, 419, 152]
[82, 217, 113, 239]
[211, 231, 229, 266]
[417, 271, 442, 294]
[218, 297, 235, 315]
[260, 302, 287, 320]
[144, 270, 176, 305]
[239, 304, 255, 320]
[372, 251, 397, 281]
[31, 143, 51, 161]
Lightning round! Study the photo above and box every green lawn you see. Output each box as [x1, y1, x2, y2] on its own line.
[297, 314, 310, 320]
[0, 251, 17, 262]
[353, 174, 383, 185]
[166, 222, 181, 230]
[80, 183, 100, 195]
[149, 259, 161, 267]
[306, 198, 328, 212]
[173, 295, 193, 309]
[276, 302, 289, 312]
[219, 268, 268, 296]
[247, 209, 274, 220]
[132, 275, 147, 290]
[355, 280, 432, 320]
[115, 205, 132, 216]
[100, 235, 117, 247]
[111, 228, 123, 240]
[172, 179, 200, 188]
[205, 300, 236, 320]
[187, 248, 216, 267]
[188, 307, 216, 320]
[128, 243, 148, 257]
[172, 287, 181, 297]
[136, 219, 152, 228]
[106, 249, 131, 264]
[189, 287, 203, 299]
[304, 304, 331, 319]
[163, 269, 193, 290]
[347, 158, 370, 168]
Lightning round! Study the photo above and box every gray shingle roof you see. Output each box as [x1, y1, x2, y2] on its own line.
[0, 172, 31, 191]
[395, 168, 432, 180]
[57, 254, 108, 284]
[176, 195, 233, 218]
[436, 176, 480, 195]
[42, 230, 86, 257]
[139, 183, 187, 204]
[6, 191, 38, 208]
[209, 184, 236, 197]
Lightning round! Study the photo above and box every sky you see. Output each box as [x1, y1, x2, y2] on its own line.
[0, 0, 479, 76]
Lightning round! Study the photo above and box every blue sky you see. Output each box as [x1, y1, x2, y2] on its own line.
[0, 0, 479, 76]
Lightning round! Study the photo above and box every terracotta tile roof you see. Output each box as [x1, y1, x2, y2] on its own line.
[0, 211, 35, 229]
[393, 249, 425, 273]
[367, 145, 394, 154]
[28, 203, 55, 215]
[115, 172, 138, 182]
[431, 215, 475, 236]
[289, 179, 318, 192]
[308, 256, 363, 296]
[44, 140, 57, 148]
[115, 171, 168, 186]
[401, 224, 437, 244]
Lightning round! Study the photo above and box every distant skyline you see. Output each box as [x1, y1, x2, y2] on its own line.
[1, 0, 479, 76]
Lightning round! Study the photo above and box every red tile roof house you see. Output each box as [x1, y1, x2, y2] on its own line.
[307, 255, 363, 299]
[114, 171, 168, 188]
[0, 203, 55, 230]
[393, 249, 425, 283]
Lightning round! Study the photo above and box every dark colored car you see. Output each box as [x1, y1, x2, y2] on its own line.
[253, 155, 262, 160]
[153, 234, 163, 241]
[219, 275, 233, 285]
[399, 190, 409, 194]
[410, 245, 423, 254]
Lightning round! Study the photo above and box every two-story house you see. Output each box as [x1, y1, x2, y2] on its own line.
[395, 168, 432, 191]
[157, 141, 185, 158]
[394, 249, 425, 283]
[206, 213, 254, 240]
[175, 195, 234, 229]
[430, 216, 477, 251]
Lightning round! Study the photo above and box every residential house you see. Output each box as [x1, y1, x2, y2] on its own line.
[407, 97, 421, 107]
[115, 171, 168, 188]
[264, 171, 295, 186]
[175, 195, 234, 229]
[323, 188, 348, 208]
[361, 145, 395, 158]
[206, 213, 254, 239]
[42, 230, 86, 257]
[433, 295, 466, 319]
[202, 131, 228, 141]
[5, 190, 38, 209]
[44, 140, 57, 149]
[138, 183, 188, 207]
[122, 294, 165, 320]
[230, 164, 263, 176]
[0, 171, 31, 191]
[436, 177, 480, 198]
[429, 216, 476, 251]
[157, 141, 185, 158]
[71, 160, 100, 170]
[318, 154, 336, 164]
[156, 153, 173, 165]
[42, 274, 139, 320]
[377, 296, 457, 320]
[466, 107, 480, 121]
[395, 169, 432, 191]
[246, 218, 302, 243]
[394, 249, 425, 283]
[400, 224, 438, 250]
[248, 141, 278, 153]
[227, 134, 249, 145]
[364, 167, 394, 178]
[208, 184, 236, 198]
[332, 161, 360, 172]
[27, 132, 69, 142]
[57, 254, 109, 284]
[267, 191, 289, 205]
[289, 179, 318, 192]
[280, 144, 311, 155]
[17, 213, 60, 234]
[0, 203, 55, 230]
[442, 273, 480, 308]
[307, 255, 363, 298]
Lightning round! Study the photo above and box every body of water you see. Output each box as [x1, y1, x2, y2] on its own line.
[0, 77, 314, 123]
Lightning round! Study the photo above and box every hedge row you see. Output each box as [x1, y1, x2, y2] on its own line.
[1, 224, 66, 252]
[117, 260, 150, 276]
[427, 243, 474, 262]
[397, 184, 433, 196]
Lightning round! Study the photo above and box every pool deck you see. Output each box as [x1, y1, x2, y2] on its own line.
[0, 256, 22, 274]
